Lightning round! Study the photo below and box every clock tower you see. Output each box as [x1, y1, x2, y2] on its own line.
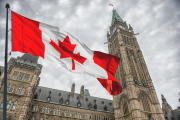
[108, 10, 165, 120]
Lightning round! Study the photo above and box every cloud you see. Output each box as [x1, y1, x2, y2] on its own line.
[0, 0, 179, 110]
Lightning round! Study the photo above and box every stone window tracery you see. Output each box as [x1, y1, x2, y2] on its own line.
[123, 101, 129, 115]
[9, 85, 14, 92]
[17, 87, 21, 94]
[11, 101, 17, 110]
[18, 73, 24, 80]
[42, 107, 45, 113]
[24, 74, 30, 81]
[141, 94, 150, 112]
[6, 100, 12, 109]
[20, 87, 24, 94]
[12, 72, 18, 79]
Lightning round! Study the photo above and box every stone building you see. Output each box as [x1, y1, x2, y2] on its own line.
[0, 10, 166, 120]
[161, 95, 180, 120]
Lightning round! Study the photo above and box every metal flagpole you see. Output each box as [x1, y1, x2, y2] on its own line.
[3, 3, 10, 120]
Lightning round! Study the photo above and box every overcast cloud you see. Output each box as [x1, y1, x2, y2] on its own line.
[0, 0, 180, 109]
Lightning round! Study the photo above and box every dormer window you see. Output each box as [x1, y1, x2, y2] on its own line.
[109, 102, 112, 105]
[94, 104, 97, 109]
[88, 103, 92, 109]
[30, 60, 33, 63]
[77, 101, 81, 107]
[94, 99, 96, 103]
[59, 98, 63, 104]
[102, 101, 104, 104]
[47, 97, 51, 102]
[58, 93, 61, 96]
[65, 99, 69, 105]
[66, 101, 69, 105]
[104, 105, 107, 111]
[77, 96, 79, 100]
[34, 93, 38, 99]
[24, 59, 27, 62]
[86, 98, 88, 101]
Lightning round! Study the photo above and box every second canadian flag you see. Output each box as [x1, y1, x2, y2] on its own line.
[12, 11, 122, 95]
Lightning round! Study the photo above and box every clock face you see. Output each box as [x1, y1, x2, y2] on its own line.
[119, 25, 125, 30]
[113, 27, 116, 33]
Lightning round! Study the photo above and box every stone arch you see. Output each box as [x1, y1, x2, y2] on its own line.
[138, 90, 152, 112]
[119, 94, 130, 109]
[137, 90, 152, 104]
[119, 94, 130, 116]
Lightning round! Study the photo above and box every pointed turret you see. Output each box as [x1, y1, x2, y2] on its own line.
[111, 10, 124, 26]
[161, 94, 172, 112]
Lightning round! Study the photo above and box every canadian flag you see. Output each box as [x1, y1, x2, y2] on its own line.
[12, 11, 122, 95]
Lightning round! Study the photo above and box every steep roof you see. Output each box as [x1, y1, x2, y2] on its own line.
[111, 10, 124, 26]
[17, 53, 39, 66]
[34, 86, 114, 113]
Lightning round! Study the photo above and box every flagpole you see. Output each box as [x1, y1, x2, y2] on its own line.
[3, 3, 10, 120]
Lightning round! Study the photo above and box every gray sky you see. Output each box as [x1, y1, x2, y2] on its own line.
[0, 0, 180, 109]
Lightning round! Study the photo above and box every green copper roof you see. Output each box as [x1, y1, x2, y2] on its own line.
[84, 89, 90, 96]
[111, 10, 124, 26]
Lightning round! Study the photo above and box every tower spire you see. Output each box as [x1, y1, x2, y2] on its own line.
[111, 10, 124, 26]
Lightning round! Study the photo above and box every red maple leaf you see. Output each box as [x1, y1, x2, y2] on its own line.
[50, 36, 86, 70]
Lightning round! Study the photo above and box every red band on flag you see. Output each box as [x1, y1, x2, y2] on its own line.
[12, 11, 45, 58]
[93, 51, 122, 95]
[109, 4, 113, 6]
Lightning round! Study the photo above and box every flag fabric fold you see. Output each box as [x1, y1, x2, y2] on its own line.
[12, 11, 122, 95]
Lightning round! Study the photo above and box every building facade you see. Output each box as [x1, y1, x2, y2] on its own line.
[161, 95, 180, 120]
[0, 10, 168, 120]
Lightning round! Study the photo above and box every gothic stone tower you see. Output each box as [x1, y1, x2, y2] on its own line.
[107, 10, 165, 120]
[0, 53, 42, 120]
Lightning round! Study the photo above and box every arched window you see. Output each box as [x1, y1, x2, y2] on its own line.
[65, 99, 69, 105]
[7, 85, 10, 91]
[56, 109, 58, 115]
[7, 100, 12, 109]
[54, 109, 56, 114]
[65, 110, 67, 116]
[45, 118, 47, 120]
[20, 88, 24, 94]
[0, 101, 3, 108]
[11, 101, 17, 110]
[141, 94, 150, 112]
[47, 97, 51, 102]
[28, 116, 31, 120]
[47, 107, 50, 113]
[33, 105, 36, 111]
[9, 86, 14, 92]
[59, 98, 63, 104]
[77, 101, 81, 107]
[24, 75, 29, 81]
[41, 118, 43, 120]
[45, 107, 47, 113]
[36, 106, 38, 111]
[18, 73, 24, 80]
[17, 87, 21, 94]
[32, 117, 35, 120]
[59, 109, 61, 115]
[42, 107, 45, 113]
[123, 101, 129, 115]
